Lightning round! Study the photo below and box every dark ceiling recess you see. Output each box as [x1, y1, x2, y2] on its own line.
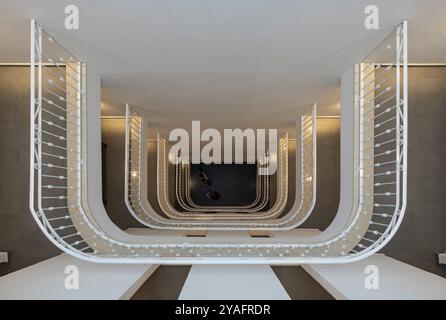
[189, 163, 257, 207]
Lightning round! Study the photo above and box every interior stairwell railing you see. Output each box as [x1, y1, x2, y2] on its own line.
[158, 107, 316, 227]
[125, 103, 316, 229]
[29, 21, 95, 256]
[29, 19, 408, 263]
[175, 158, 270, 213]
[157, 133, 289, 220]
[124, 104, 280, 229]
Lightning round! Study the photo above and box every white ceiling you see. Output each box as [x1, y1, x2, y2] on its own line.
[1, 0, 446, 133]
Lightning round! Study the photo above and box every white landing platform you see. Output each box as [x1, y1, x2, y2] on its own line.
[179, 265, 290, 300]
[303, 254, 446, 300]
[0, 254, 158, 300]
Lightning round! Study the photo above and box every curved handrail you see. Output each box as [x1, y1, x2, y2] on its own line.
[156, 133, 289, 220]
[30, 19, 408, 264]
[126, 103, 315, 229]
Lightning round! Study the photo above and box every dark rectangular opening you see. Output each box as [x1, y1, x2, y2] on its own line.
[189, 163, 257, 206]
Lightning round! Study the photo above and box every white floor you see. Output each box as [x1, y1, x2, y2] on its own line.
[179, 265, 290, 300]
[0, 254, 158, 300]
[303, 254, 446, 300]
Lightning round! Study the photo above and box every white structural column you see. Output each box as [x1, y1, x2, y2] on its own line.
[303, 255, 446, 300]
[0, 255, 158, 299]
[179, 265, 290, 300]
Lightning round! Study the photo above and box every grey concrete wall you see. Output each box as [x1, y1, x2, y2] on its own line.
[301, 118, 340, 230]
[148, 140, 165, 216]
[299, 67, 446, 278]
[381, 67, 446, 277]
[0, 66, 60, 276]
[101, 118, 144, 229]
